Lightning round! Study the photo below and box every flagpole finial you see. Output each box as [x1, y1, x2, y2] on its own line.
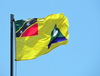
[10, 14, 15, 22]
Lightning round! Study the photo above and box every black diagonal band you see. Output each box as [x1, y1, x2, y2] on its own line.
[16, 18, 37, 37]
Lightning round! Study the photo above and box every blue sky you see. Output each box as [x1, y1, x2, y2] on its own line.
[0, 0, 100, 76]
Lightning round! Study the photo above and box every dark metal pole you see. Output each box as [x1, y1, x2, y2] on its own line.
[10, 14, 14, 76]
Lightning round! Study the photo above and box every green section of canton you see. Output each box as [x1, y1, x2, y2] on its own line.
[50, 24, 64, 42]
[15, 20, 25, 32]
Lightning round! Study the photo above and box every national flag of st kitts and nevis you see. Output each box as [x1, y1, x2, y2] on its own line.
[15, 13, 69, 61]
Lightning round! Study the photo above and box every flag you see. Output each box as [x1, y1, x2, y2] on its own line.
[15, 13, 69, 61]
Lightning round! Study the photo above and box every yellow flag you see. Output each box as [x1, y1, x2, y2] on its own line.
[15, 13, 69, 61]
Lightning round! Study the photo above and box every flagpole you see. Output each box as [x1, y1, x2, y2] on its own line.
[10, 14, 14, 76]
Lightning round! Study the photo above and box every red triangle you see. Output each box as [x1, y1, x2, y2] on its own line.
[21, 23, 38, 37]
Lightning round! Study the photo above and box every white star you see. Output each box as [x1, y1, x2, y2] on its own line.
[20, 30, 23, 33]
[26, 22, 30, 26]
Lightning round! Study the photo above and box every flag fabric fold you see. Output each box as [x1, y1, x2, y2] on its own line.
[15, 13, 69, 61]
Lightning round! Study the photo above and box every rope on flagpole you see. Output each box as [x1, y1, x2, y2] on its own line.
[13, 16, 18, 76]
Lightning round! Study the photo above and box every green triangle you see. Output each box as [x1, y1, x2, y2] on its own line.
[50, 24, 65, 42]
[15, 20, 25, 32]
